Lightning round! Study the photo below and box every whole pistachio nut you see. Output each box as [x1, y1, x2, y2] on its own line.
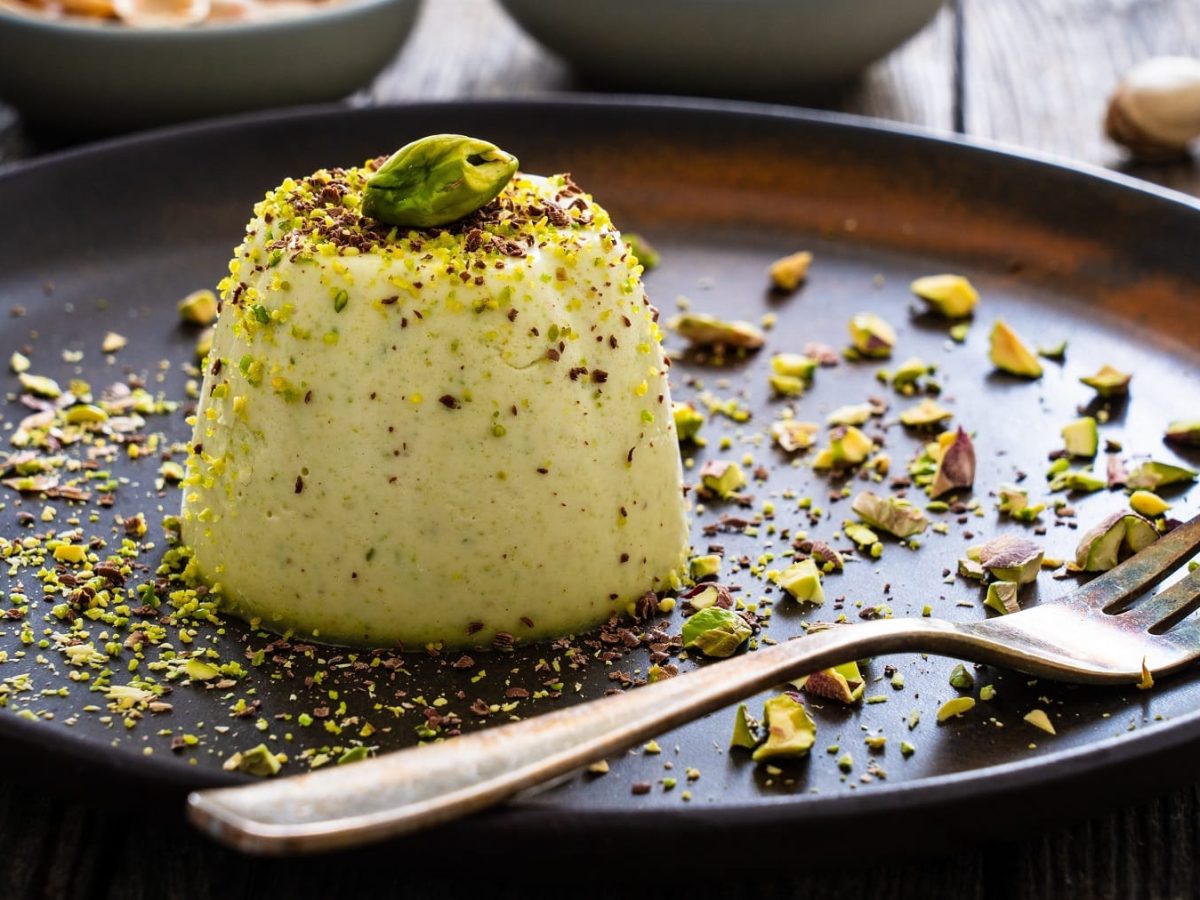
[362, 135, 519, 228]
[1074, 510, 1158, 572]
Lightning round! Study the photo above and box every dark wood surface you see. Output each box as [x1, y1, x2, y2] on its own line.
[2, 1, 1200, 897]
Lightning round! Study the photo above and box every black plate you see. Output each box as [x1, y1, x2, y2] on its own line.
[1, 99, 1199, 857]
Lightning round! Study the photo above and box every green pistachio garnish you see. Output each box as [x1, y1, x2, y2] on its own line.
[699, 460, 746, 499]
[768, 250, 813, 291]
[672, 401, 706, 443]
[771, 419, 819, 453]
[794, 661, 865, 705]
[729, 703, 760, 750]
[623, 232, 660, 271]
[689, 554, 722, 580]
[851, 490, 929, 538]
[1074, 510, 1158, 572]
[178, 288, 218, 325]
[936, 696, 976, 723]
[929, 427, 975, 499]
[1080, 364, 1131, 397]
[751, 694, 817, 761]
[978, 534, 1044, 584]
[848, 312, 896, 358]
[826, 403, 874, 426]
[775, 558, 824, 604]
[1023, 709, 1056, 735]
[1061, 416, 1099, 458]
[223, 743, 283, 777]
[1048, 469, 1106, 493]
[670, 312, 765, 350]
[948, 663, 975, 691]
[362, 134, 519, 228]
[1165, 419, 1200, 447]
[989, 319, 1042, 378]
[910, 274, 979, 318]
[1125, 460, 1198, 492]
[899, 398, 953, 428]
[997, 484, 1045, 523]
[812, 425, 874, 469]
[681, 607, 752, 658]
[1130, 490, 1170, 518]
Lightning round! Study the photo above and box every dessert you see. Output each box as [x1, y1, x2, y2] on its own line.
[181, 136, 689, 648]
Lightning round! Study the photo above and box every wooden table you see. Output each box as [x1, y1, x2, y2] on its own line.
[3, 1, 1200, 896]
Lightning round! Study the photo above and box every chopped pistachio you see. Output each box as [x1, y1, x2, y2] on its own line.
[1037, 340, 1068, 361]
[949, 322, 970, 343]
[911, 274, 979, 318]
[794, 661, 866, 705]
[672, 401, 705, 443]
[752, 694, 817, 761]
[1165, 419, 1200, 448]
[730, 703, 761, 750]
[812, 426, 874, 469]
[223, 743, 282, 777]
[900, 741, 916, 757]
[936, 697, 976, 723]
[769, 373, 808, 397]
[771, 353, 818, 380]
[1129, 490, 1170, 518]
[844, 522, 880, 549]
[624, 233, 660, 271]
[178, 288, 219, 325]
[930, 427, 976, 499]
[851, 490, 929, 538]
[699, 460, 746, 499]
[9, 351, 30, 374]
[768, 250, 813, 291]
[979, 684, 996, 701]
[899, 398, 953, 428]
[997, 484, 1045, 523]
[669, 312, 765, 350]
[948, 663, 974, 691]
[775, 558, 824, 605]
[1061, 417, 1099, 458]
[681, 607, 751, 658]
[1074, 511, 1158, 572]
[979, 535, 1044, 584]
[587, 760, 610, 775]
[101, 332, 127, 354]
[890, 357, 933, 393]
[985, 581, 1021, 615]
[1023, 709, 1056, 735]
[689, 554, 722, 580]
[771, 419, 819, 453]
[826, 403, 874, 426]
[1080, 364, 1131, 397]
[848, 312, 896, 358]
[989, 319, 1043, 378]
[18, 373, 61, 399]
[1048, 469, 1106, 493]
[1125, 461, 1198, 492]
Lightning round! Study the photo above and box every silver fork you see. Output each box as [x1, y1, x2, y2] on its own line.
[188, 513, 1200, 855]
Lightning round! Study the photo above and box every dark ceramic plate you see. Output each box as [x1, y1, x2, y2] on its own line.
[0, 99, 1198, 858]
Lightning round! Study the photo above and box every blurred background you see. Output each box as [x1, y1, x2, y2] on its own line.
[0, 0, 1198, 195]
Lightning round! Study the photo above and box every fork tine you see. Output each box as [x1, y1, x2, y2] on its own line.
[1071, 513, 1200, 612]
[1132, 566, 1200, 633]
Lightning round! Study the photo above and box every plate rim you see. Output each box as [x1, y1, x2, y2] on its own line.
[3, 95, 1200, 837]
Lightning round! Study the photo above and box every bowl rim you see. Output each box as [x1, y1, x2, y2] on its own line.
[0, 0, 415, 38]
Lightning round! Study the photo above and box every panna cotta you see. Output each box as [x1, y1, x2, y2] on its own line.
[181, 151, 689, 647]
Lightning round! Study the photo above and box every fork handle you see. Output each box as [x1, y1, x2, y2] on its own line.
[188, 616, 966, 855]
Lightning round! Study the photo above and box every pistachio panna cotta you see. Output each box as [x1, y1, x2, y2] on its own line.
[181, 142, 689, 647]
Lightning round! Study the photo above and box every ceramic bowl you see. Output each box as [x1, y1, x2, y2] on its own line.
[0, 0, 422, 133]
[498, 0, 945, 95]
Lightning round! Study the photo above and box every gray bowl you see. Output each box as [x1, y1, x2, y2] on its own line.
[0, 0, 422, 133]
[498, 0, 945, 94]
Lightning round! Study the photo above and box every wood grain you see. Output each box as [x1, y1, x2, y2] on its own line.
[962, 0, 1200, 194]
[2, 2, 1200, 897]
